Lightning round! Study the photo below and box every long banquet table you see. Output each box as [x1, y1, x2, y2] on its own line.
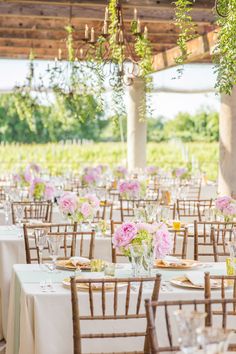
[6, 262, 231, 354]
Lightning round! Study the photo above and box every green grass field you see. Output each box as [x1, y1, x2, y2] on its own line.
[0, 142, 218, 180]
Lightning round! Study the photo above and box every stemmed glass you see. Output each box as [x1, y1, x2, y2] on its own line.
[174, 309, 207, 354]
[3, 200, 11, 224]
[15, 205, 24, 227]
[34, 228, 49, 267]
[197, 327, 233, 354]
[47, 235, 63, 272]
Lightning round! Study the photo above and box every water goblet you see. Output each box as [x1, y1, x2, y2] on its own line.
[34, 228, 49, 267]
[15, 205, 24, 227]
[174, 309, 206, 354]
[3, 200, 11, 224]
[142, 241, 155, 276]
[47, 235, 63, 272]
[197, 327, 233, 354]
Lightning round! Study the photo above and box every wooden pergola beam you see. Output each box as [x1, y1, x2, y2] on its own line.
[0, 2, 215, 24]
[152, 29, 218, 71]
[3, 0, 215, 10]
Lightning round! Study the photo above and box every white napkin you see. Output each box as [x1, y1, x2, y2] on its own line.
[70, 256, 90, 267]
[164, 256, 183, 264]
[185, 272, 205, 287]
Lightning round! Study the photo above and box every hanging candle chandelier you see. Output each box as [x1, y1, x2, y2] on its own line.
[64, 0, 153, 86]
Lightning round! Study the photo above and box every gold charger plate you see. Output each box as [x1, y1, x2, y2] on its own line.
[56, 259, 91, 271]
[155, 259, 201, 270]
[170, 276, 228, 290]
[62, 277, 127, 291]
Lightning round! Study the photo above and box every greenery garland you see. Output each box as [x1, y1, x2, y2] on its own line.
[174, 0, 197, 75]
[214, 0, 236, 95]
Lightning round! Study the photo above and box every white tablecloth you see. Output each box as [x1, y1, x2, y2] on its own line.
[6, 263, 230, 354]
[0, 226, 112, 341]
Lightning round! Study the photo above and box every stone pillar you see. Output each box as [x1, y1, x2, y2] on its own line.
[126, 77, 147, 172]
[218, 86, 236, 196]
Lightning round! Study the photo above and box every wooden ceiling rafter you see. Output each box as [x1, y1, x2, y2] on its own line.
[0, 0, 217, 67]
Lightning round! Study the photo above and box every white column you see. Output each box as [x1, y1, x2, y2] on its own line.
[218, 86, 236, 196]
[126, 77, 147, 172]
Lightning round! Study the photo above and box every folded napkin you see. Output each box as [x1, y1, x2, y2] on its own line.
[185, 272, 205, 287]
[163, 256, 183, 265]
[70, 256, 90, 267]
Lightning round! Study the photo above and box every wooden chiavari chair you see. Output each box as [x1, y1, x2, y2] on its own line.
[180, 179, 202, 200]
[169, 227, 188, 259]
[71, 274, 161, 354]
[194, 221, 235, 262]
[204, 272, 236, 308]
[145, 298, 236, 354]
[176, 199, 213, 221]
[11, 201, 53, 224]
[23, 222, 95, 263]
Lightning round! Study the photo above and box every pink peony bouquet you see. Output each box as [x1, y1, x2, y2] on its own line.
[112, 221, 171, 259]
[59, 192, 100, 222]
[118, 180, 146, 199]
[13, 163, 41, 187]
[215, 196, 236, 221]
[81, 167, 101, 186]
[146, 166, 158, 176]
[30, 177, 55, 201]
[114, 166, 127, 179]
[172, 167, 189, 180]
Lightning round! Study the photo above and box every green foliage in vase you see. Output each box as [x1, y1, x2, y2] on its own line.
[214, 0, 236, 94]
[174, 0, 197, 74]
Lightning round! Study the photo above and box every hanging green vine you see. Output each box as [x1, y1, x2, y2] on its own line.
[174, 0, 197, 75]
[213, 0, 236, 95]
[13, 51, 38, 131]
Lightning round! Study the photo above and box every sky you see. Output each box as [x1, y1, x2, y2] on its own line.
[0, 59, 220, 119]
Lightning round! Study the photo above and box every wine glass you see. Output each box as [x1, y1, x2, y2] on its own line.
[174, 309, 206, 354]
[34, 228, 49, 267]
[15, 205, 24, 227]
[47, 235, 63, 272]
[142, 241, 155, 276]
[3, 200, 11, 224]
[197, 327, 233, 354]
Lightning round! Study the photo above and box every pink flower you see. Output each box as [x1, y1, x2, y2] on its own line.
[81, 202, 92, 218]
[147, 166, 157, 175]
[113, 222, 137, 249]
[215, 196, 231, 212]
[136, 223, 153, 233]
[128, 181, 140, 193]
[29, 163, 41, 174]
[44, 183, 55, 200]
[118, 181, 129, 194]
[116, 166, 127, 176]
[59, 192, 77, 215]
[152, 222, 172, 259]
[85, 194, 100, 209]
[24, 169, 32, 183]
[175, 168, 187, 178]
[13, 174, 21, 183]
[223, 203, 236, 216]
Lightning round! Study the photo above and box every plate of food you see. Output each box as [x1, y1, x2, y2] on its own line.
[56, 257, 91, 271]
[170, 272, 228, 289]
[155, 257, 201, 270]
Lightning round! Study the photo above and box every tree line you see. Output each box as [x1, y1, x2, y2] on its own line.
[0, 93, 219, 143]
